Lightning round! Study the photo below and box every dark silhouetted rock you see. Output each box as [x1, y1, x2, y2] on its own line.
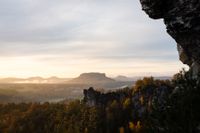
[83, 87, 129, 107]
[140, 0, 200, 76]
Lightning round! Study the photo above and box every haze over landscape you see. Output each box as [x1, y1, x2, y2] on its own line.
[0, 72, 137, 103]
[0, 0, 188, 78]
[0, 0, 183, 103]
[0, 0, 199, 132]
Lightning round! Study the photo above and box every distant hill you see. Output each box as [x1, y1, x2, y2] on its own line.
[154, 76, 172, 80]
[114, 75, 136, 81]
[68, 73, 115, 84]
[0, 77, 72, 83]
[0, 74, 171, 84]
[67, 73, 133, 89]
[115, 75, 172, 82]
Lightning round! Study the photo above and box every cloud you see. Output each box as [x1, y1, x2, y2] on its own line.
[0, 0, 187, 77]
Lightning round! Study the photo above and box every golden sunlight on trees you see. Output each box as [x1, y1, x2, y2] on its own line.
[0, 71, 199, 133]
[119, 127, 125, 133]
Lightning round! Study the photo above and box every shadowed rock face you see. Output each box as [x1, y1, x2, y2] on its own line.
[140, 0, 200, 76]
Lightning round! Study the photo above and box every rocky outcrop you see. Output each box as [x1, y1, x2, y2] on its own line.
[83, 87, 129, 107]
[83, 85, 172, 120]
[69, 72, 115, 84]
[139, 0, 200, 76]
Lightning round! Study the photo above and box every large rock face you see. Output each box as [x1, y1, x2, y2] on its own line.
[140, 0, 200, 76]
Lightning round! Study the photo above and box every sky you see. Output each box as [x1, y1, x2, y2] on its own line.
[0, 0, 188, 78]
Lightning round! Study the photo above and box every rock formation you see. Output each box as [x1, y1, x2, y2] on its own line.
[83, 87, 128, 107]
[139, 0, 200, 76]
[69, 72, 115, 84]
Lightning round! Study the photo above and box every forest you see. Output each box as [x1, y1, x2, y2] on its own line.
[0, 70, 199, 133]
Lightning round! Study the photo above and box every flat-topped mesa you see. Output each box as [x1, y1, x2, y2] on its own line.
[140, 0, 200, 76]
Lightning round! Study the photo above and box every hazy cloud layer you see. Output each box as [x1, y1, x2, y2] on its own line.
[0, 0, 187, 77]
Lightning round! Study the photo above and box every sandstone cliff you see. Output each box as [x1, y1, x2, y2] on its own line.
[140, 0, 200, 76]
